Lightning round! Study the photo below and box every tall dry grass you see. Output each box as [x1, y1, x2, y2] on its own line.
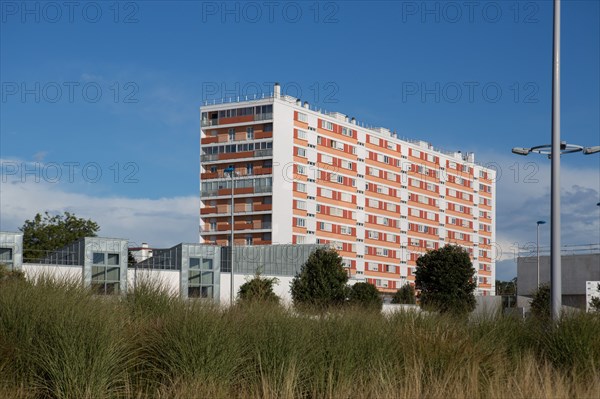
[1, 277, 598, 398]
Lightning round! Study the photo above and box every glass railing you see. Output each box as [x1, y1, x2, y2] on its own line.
[254, 112, 273, 121]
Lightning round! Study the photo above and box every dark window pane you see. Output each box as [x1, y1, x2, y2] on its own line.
[93, 253, 105, 265]
[188, 287, 201, 298]
[0, 248, 13, 262]
[107, 253, 119, 265]
[92, 266, 104, 281]
[189, 257, 201, 269]
[201, 259, 213, 270]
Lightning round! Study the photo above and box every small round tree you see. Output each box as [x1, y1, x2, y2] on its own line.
[238, 273, 280, 304]
[415, 245, 476, 314]
[348, 282, 382, 311]
[391, 283, 416, 304]
[530, 283, 551, 318]
[290, 247, 348, 310]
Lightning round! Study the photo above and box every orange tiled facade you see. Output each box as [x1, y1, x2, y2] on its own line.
[201, 87, 496, 295]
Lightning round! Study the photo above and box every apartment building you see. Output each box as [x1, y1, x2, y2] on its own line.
[200, 84, 496, 295]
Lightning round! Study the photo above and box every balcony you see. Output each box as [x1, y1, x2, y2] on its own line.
[200, 203, 272, 216]
[201, 168, 273, 181]
[200, 136, 219, 145]
[254, 112, 273, 121]
[200, 206, 217, 215]
[201, 119, 217, 127]
[200, 221, 272, 233]
[255, 131, 273, 140]
[200, 149, 273, 163]
[200, 112, 273, 128]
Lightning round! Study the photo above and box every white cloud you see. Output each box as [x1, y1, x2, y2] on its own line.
[0, 174, 199, 248]
[2, 151, 598, 281]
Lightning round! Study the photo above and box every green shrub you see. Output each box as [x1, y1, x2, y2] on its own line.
[238, 273, 280, 304]
[290, 247, 348, 311]
[530, 284, 551, 319]
[347, 282, 382, 311]
[415, 245, 476, 314]
[391, 284, 416, 304]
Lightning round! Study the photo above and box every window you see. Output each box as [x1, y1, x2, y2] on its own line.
[341, 127, 352, 137]
[296, 200, 307, 210]
[0, 248, 13, 267]
[297, 112, 308, 122]
[368, 231, 379, 239]
[297, 165, 306, 175]
[297, 129, 307, 140]
[296, 218, 306, 227]
[321, 154, 333, 165]
[228, 128, 235, 141]
[188, 258, 214, 298]
[245, 236, 253, 245]
[297, 147, 306, 157]
[322, 120, 333, 130]
[321, 188, 332, 198]
[246, 127, 254, 139]
[296, 182, 306, 193]
[319, 222, 332, 232]
[91, 252, 121, 295]
[340, 192, 352, 202]
[340, 226, 352, 235]
[341, 160, 353, 170]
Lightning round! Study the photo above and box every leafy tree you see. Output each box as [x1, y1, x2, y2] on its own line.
[530, 283, 551, 318]
[290, 247, 348, 310]
[391, 284, 416, 304]
[238, 272, 280, 304]
[348, 282, 382, 310]
[20, 212, 99, 261]
[589, 283, 600, 313]
[128, 251, 137, 267]
[415, 245, 476, 314]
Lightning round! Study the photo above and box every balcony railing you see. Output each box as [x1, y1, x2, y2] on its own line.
[254, 112, 273, 121]
[201, 148, 273, 163]
[200, 222, 272, 233]
[200, 112, 273, 128]
[201, 168, 272, 181]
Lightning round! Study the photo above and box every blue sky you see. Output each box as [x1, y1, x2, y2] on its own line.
[1, 1, 599, 280]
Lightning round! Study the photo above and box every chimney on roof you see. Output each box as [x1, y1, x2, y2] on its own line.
[344, 116, 349, 122]
[296, 99, 301, 106]
[351, 117, 356, 125]
[274, 82, 281, 97]
[303, 101, 309, 109]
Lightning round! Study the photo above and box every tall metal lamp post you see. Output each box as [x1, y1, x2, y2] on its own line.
[536, 220, 546, 290]
[224, 166, 236, 306]
[512, 0, 600, 321]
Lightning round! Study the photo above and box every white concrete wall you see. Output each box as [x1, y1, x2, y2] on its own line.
[272, 98, 295, 245]
[22, 264, 83, 282]
[127, 269, 181, 296]
[220, 273, 294, 306]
